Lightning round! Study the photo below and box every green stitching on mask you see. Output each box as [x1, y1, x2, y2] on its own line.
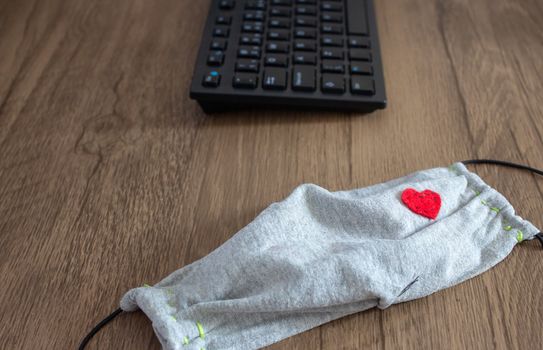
[516, 230, 523, 242]
[504, 225, 512, 231]
[143, 283, 151, 288]
[490, 207, 500, 213]
[480, 200, 488, 205]
[171, 315, 177, 321]
[196, 321, 205, 339]
[182, 336, 189, 345]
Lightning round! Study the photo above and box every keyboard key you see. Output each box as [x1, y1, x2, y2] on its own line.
[350, 62, 373, 75]
[295, 17, 317, 27]
[266, 42, 290, 53]
[269, 19, 291, 28]
[213, 27, 230, 37]
[294, 40, 317, 51]
[244, 11, 265, 21]
[321, 24, 343, 34]
[296, 6, 317, 16]
[322, 74, 345, 93]
[207, 51, 225, 66]
[219, 0, 235, 10]
[292, 66, 316, 91]
[321, 13, 342, 22]
[349, 49, 372, 61]
[272, 0, 292, 5]
[296, 0, 316, 3]
[236, 59, 260, 72]
[321, 2, 342, 11]
[268, 30, 290, 41]
[293, 52, 316, 65]
[263, 68, 288, 90]
[321, 36, 343, 47]
[351, 76, 375, 95]
[348, 37, 371, 48]
[240, 34, 262, 45]
[265, 54, 289, 67]
[346, 0, 369, 35]
[202, 71, 221, 87]
[321, 60, 344, 73]
[233, 73, 258, 88]
[216, 15, 232, 24]
[294, 28, 316, 39]
[238, 46, 261, 58]
[245, 0, 266, 10]
[270, 7, 291, 17]
[210, 39, 227, 50]
[321, 48, 343, 59]
[242, 22, 264, 33]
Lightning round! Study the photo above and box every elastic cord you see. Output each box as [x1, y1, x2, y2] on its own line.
[462, 158, 543, 248]
[79, 308, 123, 349]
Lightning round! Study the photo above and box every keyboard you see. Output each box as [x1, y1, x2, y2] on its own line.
[189, 0, 386, 112]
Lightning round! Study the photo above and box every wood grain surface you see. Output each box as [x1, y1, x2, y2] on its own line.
[1, 0, 542, 349]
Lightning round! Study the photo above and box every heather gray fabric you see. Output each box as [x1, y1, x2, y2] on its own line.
[120, 162, 539, 350]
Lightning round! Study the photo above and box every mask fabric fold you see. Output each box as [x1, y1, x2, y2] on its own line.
[120, 162, 540, 350]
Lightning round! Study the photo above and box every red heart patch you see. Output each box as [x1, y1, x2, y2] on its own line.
[401, 188, 441, 219]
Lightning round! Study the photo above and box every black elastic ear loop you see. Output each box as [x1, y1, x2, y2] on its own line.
[462, 159, 543, 249]
[79, 308, 123, 349]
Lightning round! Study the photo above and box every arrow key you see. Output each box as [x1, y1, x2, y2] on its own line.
[321, 74, 345, 93]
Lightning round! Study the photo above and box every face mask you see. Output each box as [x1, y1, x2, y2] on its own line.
[80, 160, 543, 350]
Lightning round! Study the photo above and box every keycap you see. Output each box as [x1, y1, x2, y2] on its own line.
[294, 28, 316, 39]
[240, 34, 262, 45]
[238, 46, 261, 58]
[245, 0, 266, 10]
[321, 24, 342, 34]
[266, 42, 290, 53]
[207, 51, 224, 66]
[322, 74, 345, 93]
[269, 19, 291, 28]
[349, 49, 372, 61]
[293, 52, 316, 65]
[296, 6, 317, 16]
[350, 62, 373, 75]
[348, 37, 371, 48]
[213, 27, 230, 37]
[242, 22, 264, 33]
[236, 59, 260, 72]
[244, 11, 265, 21]
[292, 66, 316, 91]
[216, 15, 232, 24]
[210, 39, 227, 50]
[270, 8, 291, 17]
[294, 40, 317, 51]
[268, 30, 290, 41]
[233, 73, 258, 89]
[321, 13, 342, 22]
[346, 0, 368, 35]
[219, 0, 235, 10]
[295, 17, 317, 27]
[202, 71, 221, 87]
[296, 0, 316, 3]
[321, 36, 343, 47]
[321, 2, 342, 11]
[265, 54, 289, 67]
[350, 76, 375, 95]
[321, 48, 343, 59]
[321, 60, 344, 73]
[263, 68, 287, 90]
[272, 0, 292, 5]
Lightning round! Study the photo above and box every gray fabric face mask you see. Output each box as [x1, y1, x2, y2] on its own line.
[80, 160, 543, 350]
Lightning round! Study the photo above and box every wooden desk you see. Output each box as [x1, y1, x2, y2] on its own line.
[1, 0, 542, 348]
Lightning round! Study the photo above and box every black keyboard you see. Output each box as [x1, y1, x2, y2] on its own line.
[190, 0, 386, 112]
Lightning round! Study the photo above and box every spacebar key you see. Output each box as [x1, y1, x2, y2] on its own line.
[346, 0, 369, 36]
